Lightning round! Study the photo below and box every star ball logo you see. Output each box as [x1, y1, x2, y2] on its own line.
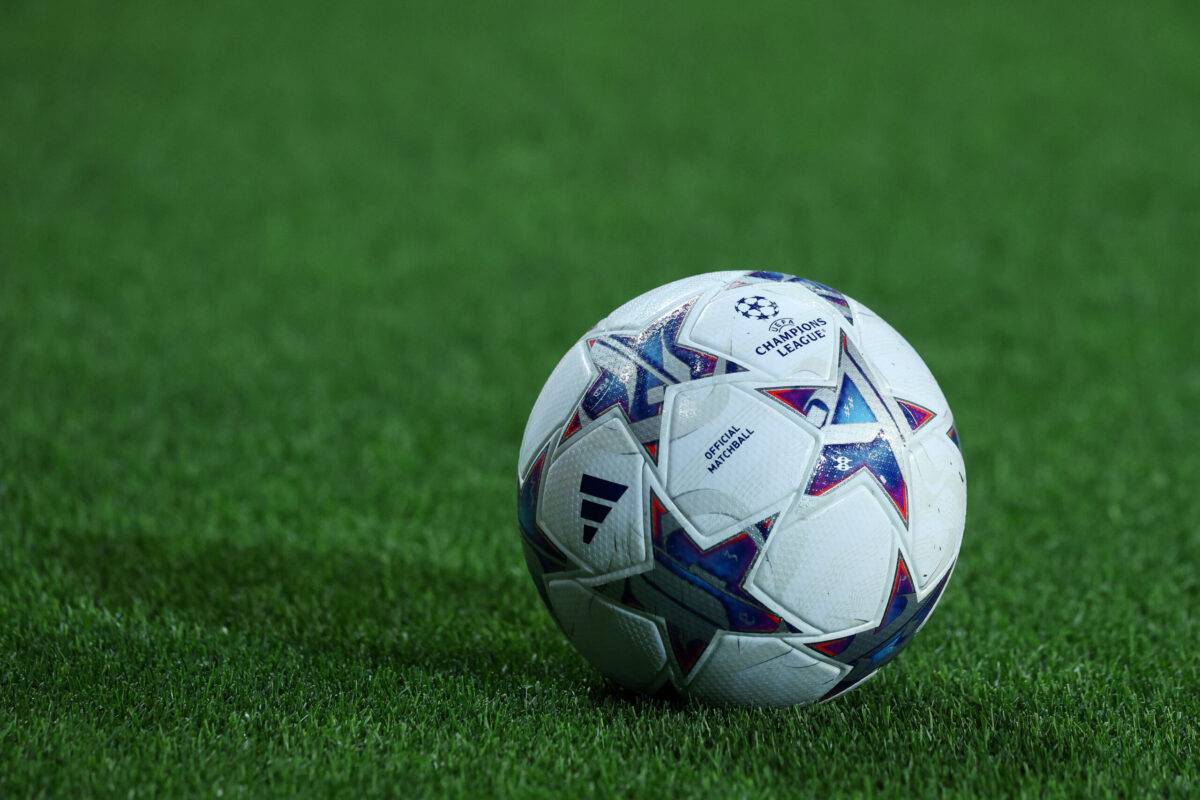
[735, 296, 779, 321]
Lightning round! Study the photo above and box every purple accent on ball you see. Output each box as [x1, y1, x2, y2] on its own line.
[796, 278, 853, 322]
[619, 502, 792, 673]
[517, 451, 569, 572]
[759, 386, 820, 417]
[747, 270, 792, 282]
[580, 301, 746, 427]
[744, 271, 854, 323]
[896, 398, 936, 432]
[813, 558, 954, 701]
[753, 516, 776, 542]
[879, 555, 917, 628]
[653, 522, 782, 635]
[806, 433, 908, 523]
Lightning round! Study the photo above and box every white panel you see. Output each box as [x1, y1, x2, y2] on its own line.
[688, 283, 840, 380]
[546, 579, 667, 689]
[850, 299, 950, 420]
[663, 383, 816, 542]
[751, 486, 897, 634]
[600, 272, 742, 332]
[687, 633, 847, 707]
[518, 341, 593, 478]
[904, 429, 967, 588]
[539, 417, 647, 575]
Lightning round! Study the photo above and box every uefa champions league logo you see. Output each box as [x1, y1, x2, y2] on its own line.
[735, 296, 779, 321]
[769, 317, 795, 333]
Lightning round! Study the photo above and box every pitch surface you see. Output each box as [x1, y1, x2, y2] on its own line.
[1, 1, 1198, 796]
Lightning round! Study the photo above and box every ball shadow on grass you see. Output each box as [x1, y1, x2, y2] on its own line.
[26, 528, 565, 689]
[28, 530, 1021, 746]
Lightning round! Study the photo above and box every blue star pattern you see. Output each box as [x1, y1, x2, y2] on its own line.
[809, 555, 954, 701]
[759, 332, 911, 525]
[806, 433, 908, 523]
[600, 495, 791, 675]
[517, 446, 572, 608]
[746, 271, 855, 324]
[561, 299, 745, 457]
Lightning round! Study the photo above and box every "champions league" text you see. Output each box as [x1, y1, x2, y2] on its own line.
[755, 317, 828, 358]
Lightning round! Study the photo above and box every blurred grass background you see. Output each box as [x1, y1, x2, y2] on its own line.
[2, 0, 1198, 796]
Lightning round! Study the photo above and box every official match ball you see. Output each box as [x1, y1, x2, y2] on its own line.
[517, 271, 965, 707]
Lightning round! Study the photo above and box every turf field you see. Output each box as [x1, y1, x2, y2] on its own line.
[2, 1, 1198, 796]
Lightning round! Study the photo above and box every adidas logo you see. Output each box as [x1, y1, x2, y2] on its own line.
[579, 474, 629, 543]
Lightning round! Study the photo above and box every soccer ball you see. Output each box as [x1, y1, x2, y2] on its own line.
[517, 271, 965, 707]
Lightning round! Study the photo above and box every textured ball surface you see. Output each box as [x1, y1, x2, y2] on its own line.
[517, 271, 966, 707]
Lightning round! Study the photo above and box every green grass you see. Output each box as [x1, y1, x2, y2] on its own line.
[2, 0, 1199, 796]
